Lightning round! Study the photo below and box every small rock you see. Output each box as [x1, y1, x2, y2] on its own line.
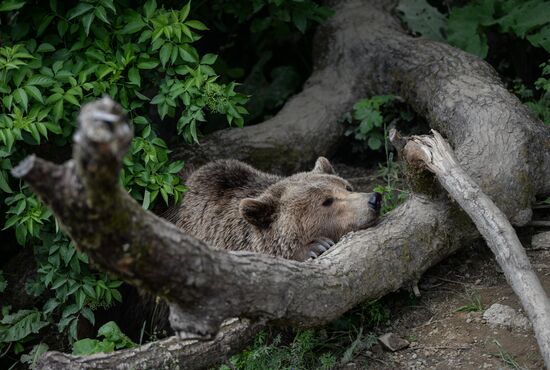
[532, 231, 550, 249]
[412, 353, 418, 359]
[370, 343, 384, 355]
[378, 333, 410, 352]
[482, 303, 531, 330]
[466, 318, 472, 323]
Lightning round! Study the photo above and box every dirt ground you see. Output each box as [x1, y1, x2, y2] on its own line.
[352, 241, 550, 370]
[333, 163, 548, 370]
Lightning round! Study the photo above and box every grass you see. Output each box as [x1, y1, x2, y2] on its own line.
[455, 289, 484, 313]
[492, 340, 527, 370]
[219, 300, 390, 370]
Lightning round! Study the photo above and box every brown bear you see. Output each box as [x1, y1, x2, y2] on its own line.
[165, 157, 381, 261]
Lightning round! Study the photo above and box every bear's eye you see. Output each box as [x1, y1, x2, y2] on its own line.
[322, 197, 334, 207]
[345, 185, 353, 192]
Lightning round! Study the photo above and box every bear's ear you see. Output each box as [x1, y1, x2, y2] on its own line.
[312, 157, 336, 174]
[239, 196, 276, 228]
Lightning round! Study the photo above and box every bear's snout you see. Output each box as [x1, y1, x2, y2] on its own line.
[368, 192, 382, 212]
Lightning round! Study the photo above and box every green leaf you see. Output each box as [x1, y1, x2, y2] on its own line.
[67, 3, 94, 20]
[0, 309, 49, 342]
[292, 9, 307, 33]
[14, 88, 28, 111]
[27, 75, 54, 86]
[137, 61, 159, 69]
[82, 283, 96, 299]
[82, 12, 95, 36]
[527, 24, 550, 53]
[76, 289, 86, 308]
[0, 170, 12, 193]
[367, 136, 383, 150]
[57, 20, 68, 37]
[0, 0, 26, 12]
[185, 20, 208, 31]
[201, 53, 217, 65]
[94, 6, 110, 24]
[446, 0, 496, 58]
[159, 43, 172, 67]
[24, 85, 44, 103]
[37, 43, 55, 53]
[497, 0, 550, 38]
[80, 307, 95, 326]
[396, 0, 447, 42]
[143, 0, 156, 19]
[142, 189, 151, 209]
[128, 67, 140, 86]
[72, 338, 115, 355]
[20, 343, 49, 366]
[180, 2, 190, 20]
[120, 18, 146, 34]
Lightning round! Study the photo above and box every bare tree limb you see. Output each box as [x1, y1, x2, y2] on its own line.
[399, 129, 550, 369]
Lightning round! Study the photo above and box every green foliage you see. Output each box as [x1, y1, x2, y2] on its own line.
[527, 60, 550, 124]
[0, 271, 6, 293]
[446, 0, 496, 58]
[222, 299, 389, 370]
[396, 0, 447, 42]
[455, 289, 484, 313]
[72, 321, 135, 356]
[210, 0, 332, 35]
[397, 0, 550, 58]
[492, 340, 527, 370]
[0, 0, 247, 363]
[220, 330, 336, 370]
[19, 343, 49, 369]
[0, 308, 49, 344]
[347, 95, 410, 214]
[347, 95, 396, 151]
[240, 52, 302, 122]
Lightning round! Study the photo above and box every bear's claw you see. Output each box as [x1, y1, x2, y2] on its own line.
[306, 237, 335, 260]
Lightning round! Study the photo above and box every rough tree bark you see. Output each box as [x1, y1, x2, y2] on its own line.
[20, 0, 550, 368]
[397, 129, 550, 368]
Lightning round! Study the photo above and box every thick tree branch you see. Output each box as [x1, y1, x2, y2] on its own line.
[400, 129, 550, 368]
[37, 319, 260, 370]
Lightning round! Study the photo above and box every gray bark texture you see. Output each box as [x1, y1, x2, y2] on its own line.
[399, 129, 550, 369]
[13, 0, 550, 369]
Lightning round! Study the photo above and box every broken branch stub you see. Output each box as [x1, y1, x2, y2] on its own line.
[397, 129, 550, 369]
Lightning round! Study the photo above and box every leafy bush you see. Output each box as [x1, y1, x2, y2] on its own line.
[221, 330, 336, 370]
[72, 321, 135, 356]
[0, 0, 247, 363]
[397, 0, 550, 58]
[222, 299, 388, 370]
[526, 60, 550, 123]
[347, 95, 397, 151]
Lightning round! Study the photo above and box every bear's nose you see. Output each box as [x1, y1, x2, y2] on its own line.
[368, 192, 382, 212]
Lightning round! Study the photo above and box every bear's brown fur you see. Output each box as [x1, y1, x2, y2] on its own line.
[165, 157, 380, 261]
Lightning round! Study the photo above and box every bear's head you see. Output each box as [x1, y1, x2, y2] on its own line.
[239, 157, 381, 260]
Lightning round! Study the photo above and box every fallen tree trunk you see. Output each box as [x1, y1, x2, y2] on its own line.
[38, 319, 260, 370]
[398, 129, 550, 368]
[22, 0, 550, 368]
